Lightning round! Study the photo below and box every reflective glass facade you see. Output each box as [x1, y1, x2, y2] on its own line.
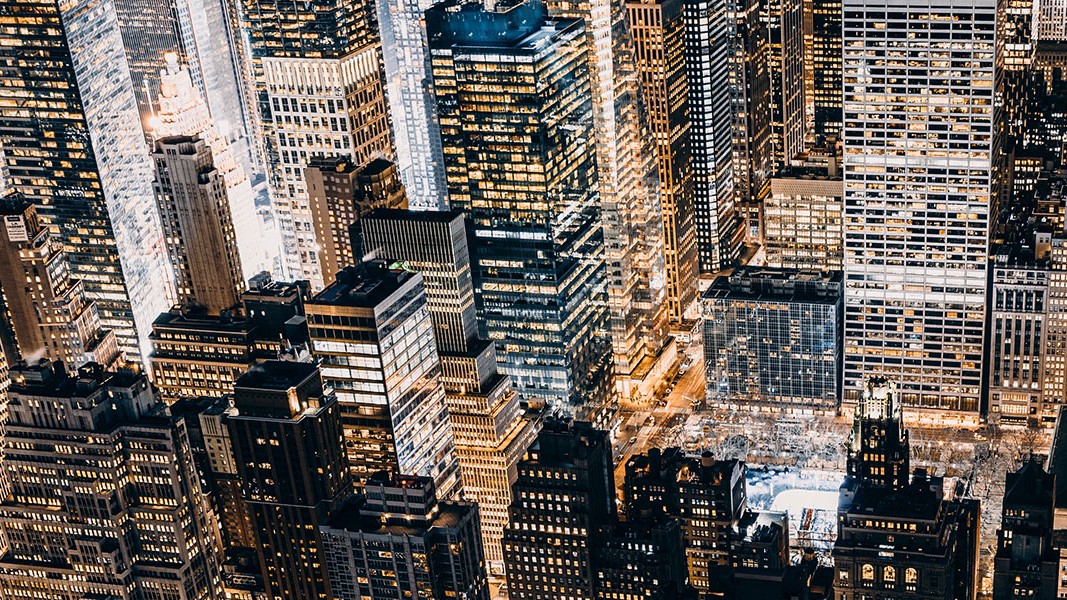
[0, 0, 174, 363]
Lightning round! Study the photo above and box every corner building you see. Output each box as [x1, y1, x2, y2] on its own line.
[841, 0, 1002, 421]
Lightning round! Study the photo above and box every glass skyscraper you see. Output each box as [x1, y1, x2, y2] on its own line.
[427, 0, 615, 424]
[841, 0, 1001, 422]
[0, 0, 174, 363]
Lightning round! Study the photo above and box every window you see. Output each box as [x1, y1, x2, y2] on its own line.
[905, 568, 918, 584]
[862, 564, 875, 580]
[884, 565, 896, 582]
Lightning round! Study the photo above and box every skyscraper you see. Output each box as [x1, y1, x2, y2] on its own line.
[0, 0, 174, 363]
[684, 0, 743, 273]
[305, 261, 461, 498]
[242, 0, 393, 287]
[427, 0, 615, 422]
[152, 136, 246, 314]
[764, 0, 806, 167]
[0, 195, 120, 368]
[502, 418, 617, 600]
[0, 360, 224, 599]
[320, 471, 490, 600]
[809, 0, 842, 139]
[376, 0, 448, 210]
[993, 458, 1059, 599]
[306, 156, 407, 283]
[841, 0, 1001, 421]
[764, 164, 844, 270]
[726, 0, 774, 210]
[227, 361, 353, 600]
[1037, 0, 1067, 41]
[360, 208, 538, 571]
[628, 0, 700, 322]
[543, 0, 671, 389]
[149, 54, 270, 279]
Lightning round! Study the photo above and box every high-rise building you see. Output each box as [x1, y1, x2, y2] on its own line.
[305, 261, 461, 498]
[703, 267, 842, 415]
[833, 377, 981, 600]
[764, 164, 843, 270]
[624, 448, 747, 595]
[0, 360, 224, 599]
[306, 157, 407, 284]
[242, 0, 393, 286]
[764, 0, 806, 168]
[809, 0, 842, 139]
[502, 418, 617, 600]
[1037, 0, 1067, 41]
[427, 0, 615, 422]
[227, 361, 353, 600]
[150, 275, 309, 404]
[841, 0, 1001, 422]
[0, 0, 174, 363]
[0, 195, 120, 368]
[359, 208, 538, 571]
[629, 0, 700, 320]
[1003, 0, 1039, 151]
[726, 0, 774, 211]
[544, 0, 671, 391]
[149, 54, 269, 279]
[153, 136, 246, 314]
[993, 458, 1059, 600]
[594, 518, 690, 600]
[320, 471, 490, 600]
[684, 0, 743, 273]
[376, 0, 447, 210]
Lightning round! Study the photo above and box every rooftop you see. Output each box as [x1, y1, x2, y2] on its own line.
[703, 267, 843, 304]
[311, 260, 420, 309]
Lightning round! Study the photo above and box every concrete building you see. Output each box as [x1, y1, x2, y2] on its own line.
[764, 166, 844, 270]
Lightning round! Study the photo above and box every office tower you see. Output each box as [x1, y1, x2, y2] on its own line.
[726, 0, 774, 210]
[703, 267, 842, 415]
[0, 195, 120, 368]
[594, 519, 689, 600]
[376, 0, 447, 210]
[684, 0, 743, 273]
[306, 157, 407, 283]
[841, 0, 1001, 421]
[149, 276, 309, 404]
[993, 458, 1058, 599]
[359, 208, 537, 571]
[0, 360, 223, 599]
[764, 163, 844, 270]
[1003, 0, 1039, 151]
[153, 136, 246, 313]
[764, 0, 806, 167]
[242, 0, 393, 287]
[624, 448, 747, 594]
[834, 378, 981, 600]
[321, 471, 490, 600]
[543, 0, 671, 393]
[0, 0, 174, 364]
[810, 0, 842, 138]
[1037, 0, 1067, 41]
[305, 262, 461, 498]
[149, 54, 269, 279]
[227, 361, 352, 600]
[629, 0, 700, 320]
[846, 377, 910, 490]
[427, 1, 615, 422]
[503, 418, 616, 600]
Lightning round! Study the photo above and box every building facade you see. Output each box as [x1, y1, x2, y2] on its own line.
[427, 0, 615, 422]
[0, 0, 174, 363]
[809, 0, 842, 139]
[764, 0, 806, 168]
[683, 0, 743, 274]
[703, 267, 843, 415]
[993, 458, 1059, 600]
[0, 361, 223, 599]
[841, 0, 1001, 422]
[305, 262, 461, 499]
[764, 167, 844, 270]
